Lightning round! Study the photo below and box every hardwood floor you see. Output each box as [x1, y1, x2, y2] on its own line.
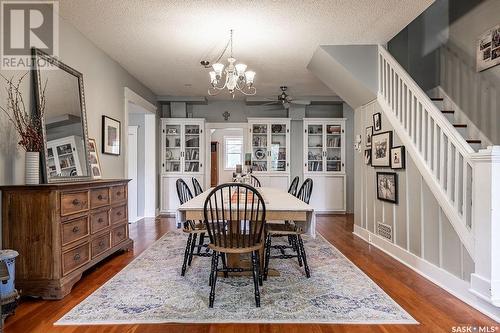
[4, 215, 497, 332]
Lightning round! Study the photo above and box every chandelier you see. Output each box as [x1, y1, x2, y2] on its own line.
[206, 30, 256, 98]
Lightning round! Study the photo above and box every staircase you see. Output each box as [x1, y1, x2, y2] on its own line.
[377, 45, 475, 256]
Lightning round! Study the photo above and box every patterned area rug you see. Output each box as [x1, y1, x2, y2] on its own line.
[56, 231, 417, 325]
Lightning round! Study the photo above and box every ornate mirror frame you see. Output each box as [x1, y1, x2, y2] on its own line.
[32, 48, 92, 183]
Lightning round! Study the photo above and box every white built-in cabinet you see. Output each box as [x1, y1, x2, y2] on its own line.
[46, 135, 85, 177]
[248, 118, 290, 191]
[303, 118, 346, 212]
[160, 118, 205, 213]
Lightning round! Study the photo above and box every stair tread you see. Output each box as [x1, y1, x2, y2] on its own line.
[453, 124, 467, 127]
[466, 139, 481, 144]
[431, 97, 444, 101]
[441, 110, 455, 113]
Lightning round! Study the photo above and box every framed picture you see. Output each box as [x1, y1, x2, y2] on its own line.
[391, 146, 405, 169]
[102, 116, 121, 155]
[476, 24, 500, 72]
[376, 172, 398, 204]
[373, 112, 382, 131]
[88, 138, 102, 179]
[364, 149, 372, 165]
[371, 131, 392, 167]
[365, 126, 373, 147]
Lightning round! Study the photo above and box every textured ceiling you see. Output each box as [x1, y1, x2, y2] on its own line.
[59, 0, 433, 100]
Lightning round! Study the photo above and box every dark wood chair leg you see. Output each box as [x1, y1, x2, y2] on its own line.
[209, 248, 215, 286]
[297, 235, 311, 278]
[220, 253, 228, 278]
[263, 234, 272, 281]
[197, 232, 205, 255]
[294, 235, 303, 267]
[255, 250, 263, 286]
[181, 233, 192, 276]
[209, 251, 219, 308]
[251, 251, 261, 307]
[188, 233, 198, 266]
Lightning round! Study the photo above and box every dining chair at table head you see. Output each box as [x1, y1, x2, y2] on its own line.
[249, 175, 261, 187]
[176, 178, 210, 276]
[288, 176, 300, 196]
[203, 183, 266, 308]
[192, 177, 204, 196]
[296, 178, 313, 204]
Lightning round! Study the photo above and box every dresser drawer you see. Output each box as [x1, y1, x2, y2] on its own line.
[110, 205, 127, 224]
[111, 224, 127, 246]
[90, 210, 110, 234]
[60, 191, 89, 216]
[61, 217, 89, 246]
[91, 233, 111, 258]
[110, 185, 127, 203]
[90, 188, 110, 209]
[62, 243, 90, 275]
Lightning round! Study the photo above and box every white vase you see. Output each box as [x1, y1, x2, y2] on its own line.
[25, 151, 40, 185]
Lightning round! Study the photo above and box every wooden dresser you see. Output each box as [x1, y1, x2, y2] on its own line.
[0, 179, 133, 299]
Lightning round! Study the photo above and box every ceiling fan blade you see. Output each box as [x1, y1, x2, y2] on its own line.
[259, 101, 280, 106]
[290, 100, 311, 105]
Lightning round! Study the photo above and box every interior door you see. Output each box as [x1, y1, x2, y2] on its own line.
[128, 126, 139, 222]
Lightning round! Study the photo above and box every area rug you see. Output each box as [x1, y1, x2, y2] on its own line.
[56, 231, 417, 325]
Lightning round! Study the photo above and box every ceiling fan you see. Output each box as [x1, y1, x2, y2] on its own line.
[261, 86, 310, 110]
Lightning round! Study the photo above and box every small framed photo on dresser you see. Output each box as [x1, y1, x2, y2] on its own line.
[390, 146, 405, 169]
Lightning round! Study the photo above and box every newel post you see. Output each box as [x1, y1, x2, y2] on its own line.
[470, 146, 500, 306]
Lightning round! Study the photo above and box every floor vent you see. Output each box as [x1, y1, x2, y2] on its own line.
[377, 222, 393, 241]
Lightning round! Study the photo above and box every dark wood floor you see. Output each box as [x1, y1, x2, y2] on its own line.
[4, 215, 497, 332]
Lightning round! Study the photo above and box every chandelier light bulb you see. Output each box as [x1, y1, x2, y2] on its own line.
[235, 63, 247, 78]
[245, 71, 255, 85]
[209, 71, 217, 85]
[212, 63, 224, 77]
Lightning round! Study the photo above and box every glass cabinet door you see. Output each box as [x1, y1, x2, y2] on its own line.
[251, 123, 268, 172]
[47, 147, 57, 177]
[270, 123, 287, 172]
[307, 124, 324, 172]
[164, 124, 181, 173]
[184, 124, 201, 173]
[325, 123, 342, 172]
[56, 143, 77, 176]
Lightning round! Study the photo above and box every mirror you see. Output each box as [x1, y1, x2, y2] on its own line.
[33, 49, 92, 183]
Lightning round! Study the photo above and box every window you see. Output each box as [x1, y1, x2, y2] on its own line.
[224, 136, 243, 169]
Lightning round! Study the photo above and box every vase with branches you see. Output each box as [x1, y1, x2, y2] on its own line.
[1, 72, 47, 184]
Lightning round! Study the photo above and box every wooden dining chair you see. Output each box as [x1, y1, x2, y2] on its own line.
[249, 175, 261, 187]
[287, 176, 300, 196]
[192, 177, 204, 196]
[204, 183, 266, 308]
[176, 179, 210, 276]
[263, 178, 313, 280]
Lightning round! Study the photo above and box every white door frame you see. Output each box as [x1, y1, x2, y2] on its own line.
[124, 87, 158, 219]
[204, 122, 249, 187]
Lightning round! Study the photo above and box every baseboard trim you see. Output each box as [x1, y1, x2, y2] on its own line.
[353, 225, 500, 322]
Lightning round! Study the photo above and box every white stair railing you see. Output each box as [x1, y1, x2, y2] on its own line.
[377, 45, 474, 256]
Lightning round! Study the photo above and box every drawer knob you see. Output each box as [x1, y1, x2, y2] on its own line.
[72, 226, 80, 233]
[116, 191, 121, 196]
[117, 232, 123, 237]
[74, 253, 81, 261]
[98, 194, 104, 200]
[98, 240, 105, 247]
[72, 199, 81, 206]
[98, 218, 104, 223]
[117, 211, 122, 216]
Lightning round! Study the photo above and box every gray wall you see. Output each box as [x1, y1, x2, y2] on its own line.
[354, 100, 474, 281]
[387, 0, 500, 144]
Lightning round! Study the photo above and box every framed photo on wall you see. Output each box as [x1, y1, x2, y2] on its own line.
[376, 172, 398, 204]
[390, 146, 405, 169]
[364, 149, 372, 165]
[371, 131, 392, 167]
[102, 115, 121, 155]
[476, 24, 500, 72]
[365, 126, 373, 147]
[88, 138, 102, 179]
[373, 112, 382, 131]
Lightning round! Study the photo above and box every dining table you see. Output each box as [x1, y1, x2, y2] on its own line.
[177, 186, 316, 276]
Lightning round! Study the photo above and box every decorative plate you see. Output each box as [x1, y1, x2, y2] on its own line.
[272, 124, 284, 133]
[255, 149, 266, 160]
[166, 150, 173, 160]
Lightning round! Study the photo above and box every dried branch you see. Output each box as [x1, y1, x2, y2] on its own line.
[0, 72, 46, 152]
